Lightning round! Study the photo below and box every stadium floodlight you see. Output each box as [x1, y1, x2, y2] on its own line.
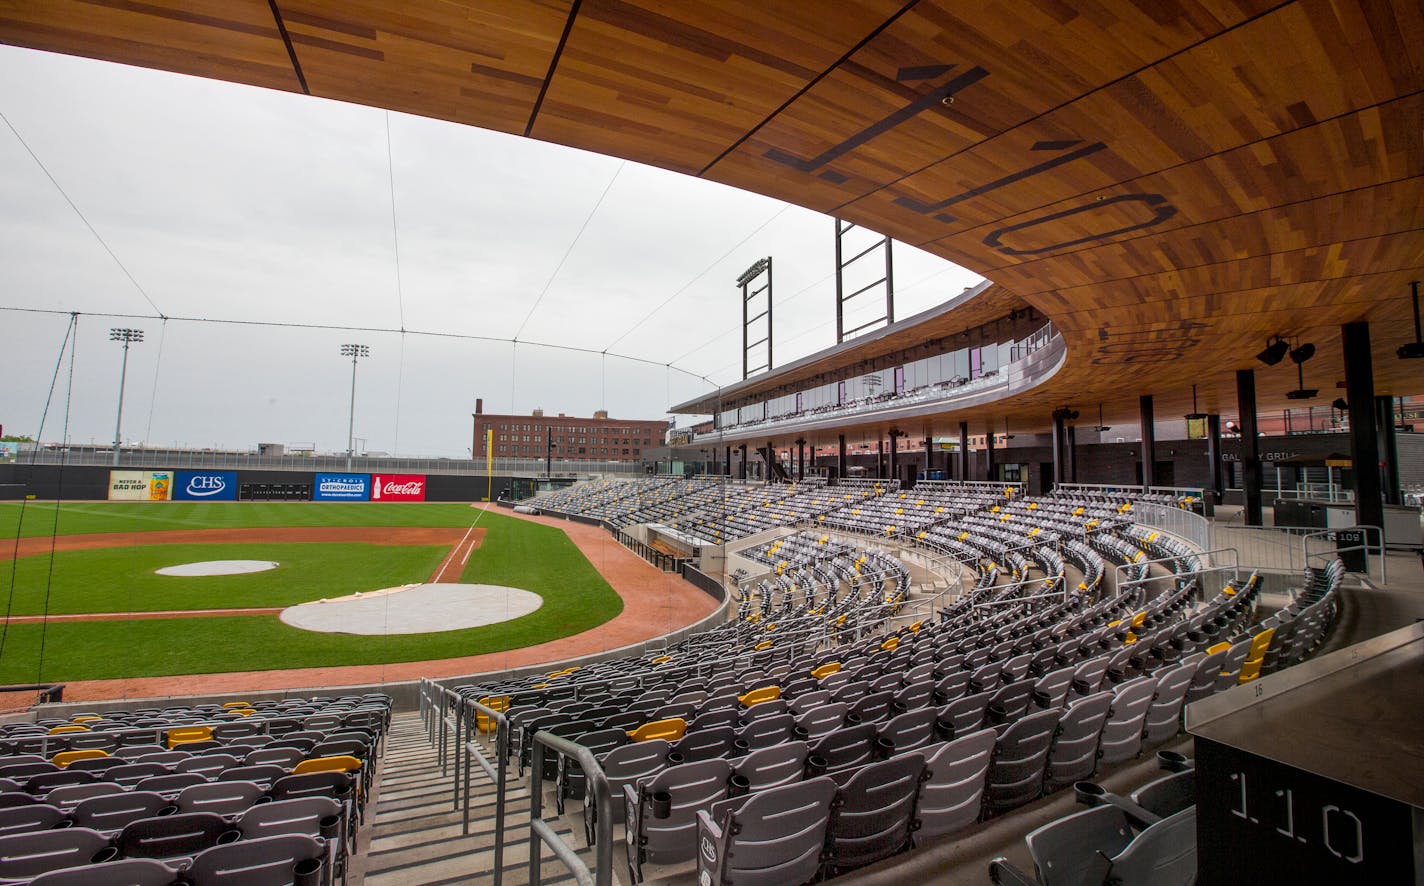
[1255, 336, 1289, 366]
[109, 328, 144, 466]
[340, 344, 370, 470]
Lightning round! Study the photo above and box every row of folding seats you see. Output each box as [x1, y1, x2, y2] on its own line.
[0, 830, 333, 886]
[989, 754, 1198, 885]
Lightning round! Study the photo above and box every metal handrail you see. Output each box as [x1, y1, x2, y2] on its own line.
[1111, 547, 1240, 592]
[529, 731, 613, 886]
[1302, 525, 1386, 584]
[460, 696, 510, 884]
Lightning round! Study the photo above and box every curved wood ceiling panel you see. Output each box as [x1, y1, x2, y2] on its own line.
[0, 0, 1419, 436]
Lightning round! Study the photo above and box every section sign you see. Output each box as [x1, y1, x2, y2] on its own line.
[371, 473, 426, 502]
[174, 471, 238, 501]
[312, 473, 370, 501]
[109, 470, 173, 501]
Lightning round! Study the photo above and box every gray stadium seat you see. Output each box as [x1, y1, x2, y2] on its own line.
[184, 833, 326, 886]
[986, 708, 1061, 811]
[696, 776, 836, 886]
[624, 758, 732, 880]
[1097, 678, 1156, 765]
[913, 728, 997, 842]
[28, 858, 178, 886]
[825, 751, 926, 873]
[70, 790, 170, 834]
[1043, 691, 1112, 793]
[1142, 663, 1194, 745]
[732, 740, 808, 792]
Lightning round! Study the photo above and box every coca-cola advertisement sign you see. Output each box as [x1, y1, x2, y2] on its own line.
[371, 474, 426, 502]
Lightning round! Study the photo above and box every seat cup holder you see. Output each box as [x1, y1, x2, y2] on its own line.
[293, 857, 323, 886]
[732, 739, 750, 753]
[217, 829, 243, 845]
[805, 755, 828, 777]
[665, 752, 684, 766]
[1074, 781, 1107, 807]
[728, 774, 750, 797]
[987, 703, 1008, 725]
[1070, 678, 1092, 696]
[934, 719, 956, 741]
[651, 791, 673, 819]
[1106, 667, 1127, 685]
[91, 847, 120, 864]
[791, 726, 809, 740]
[1030, 689, 1053, 710]
[1157, 750, 1192, 772]
[874, 736, 895, 758]
[844, 712, 862, 726]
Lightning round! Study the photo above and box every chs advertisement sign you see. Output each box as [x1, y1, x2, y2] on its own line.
[371, 474, 426, 502]
[174, 471, 238, 501]
[108, 470, 173, 501]
[312, 473, 370, 501]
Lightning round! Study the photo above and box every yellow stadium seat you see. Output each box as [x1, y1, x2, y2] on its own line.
[166, 726, 213, 748]
[810, 662, 841, 680]
[650, 655, 671, 664]
[1238, 628, 1276, 683]
[739, 686, 781, 707]
[293, 755, 362, 775]
[53, 749, 108, 768]
[221, 702, 252, 710]
[48, 725, 89, 735]
[879, 636, 900, 652]
[475, 695, 510, 734]
[70, 716, 102, 724]
[627, 718, 687, 742]
[1206, 641, 1232, 656]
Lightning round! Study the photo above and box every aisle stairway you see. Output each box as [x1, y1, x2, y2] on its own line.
[355, 712, 589, 885]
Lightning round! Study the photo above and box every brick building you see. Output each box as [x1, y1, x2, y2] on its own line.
[471, 402, 666, 463]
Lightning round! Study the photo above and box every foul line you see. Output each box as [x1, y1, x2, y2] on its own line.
[436, 503, 490, 583]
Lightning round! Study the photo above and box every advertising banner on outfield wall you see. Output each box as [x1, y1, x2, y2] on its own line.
[108, 470, 173, 501]
[312, 473, 370, 501]
[174, 470, 238, 501]
[370, 473, 426, 501]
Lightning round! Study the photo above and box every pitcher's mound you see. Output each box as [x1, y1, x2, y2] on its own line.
[157, 560, 279, 576]
[279, 583, 543, 635]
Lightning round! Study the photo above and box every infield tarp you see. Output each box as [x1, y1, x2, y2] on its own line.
[174, 470, 238, 501]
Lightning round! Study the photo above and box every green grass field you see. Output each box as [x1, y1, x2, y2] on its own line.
[0, 501, 484, 538]
[0, 503, 624, 682]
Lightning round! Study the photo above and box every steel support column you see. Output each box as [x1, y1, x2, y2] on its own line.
[958, 422, 969, 481]
[1051, 411, 1067, 490]
[1206, 414, 1223, 508]
[984, 424, 996, 482]
[1343, 322, 1383, 531]
[1236, 370, 1263, 526]
[1375, 397, 1400, 505]
[1139, 395, 1156, 488]
[837, 434, 847, 482]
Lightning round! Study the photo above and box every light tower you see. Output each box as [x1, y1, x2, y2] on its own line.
[339, 344, 370, 470]
[109, 328, 144, 466]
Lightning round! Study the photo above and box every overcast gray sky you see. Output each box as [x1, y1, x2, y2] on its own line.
[0, 44, 981, 458]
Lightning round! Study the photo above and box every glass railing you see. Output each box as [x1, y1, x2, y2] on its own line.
[700, 323, 1062, 440]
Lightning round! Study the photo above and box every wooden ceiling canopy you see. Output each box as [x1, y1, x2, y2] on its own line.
[2, 0, 1420, 439]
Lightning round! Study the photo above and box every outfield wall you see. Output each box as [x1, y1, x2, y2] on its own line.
[0, 464, 529, 503]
